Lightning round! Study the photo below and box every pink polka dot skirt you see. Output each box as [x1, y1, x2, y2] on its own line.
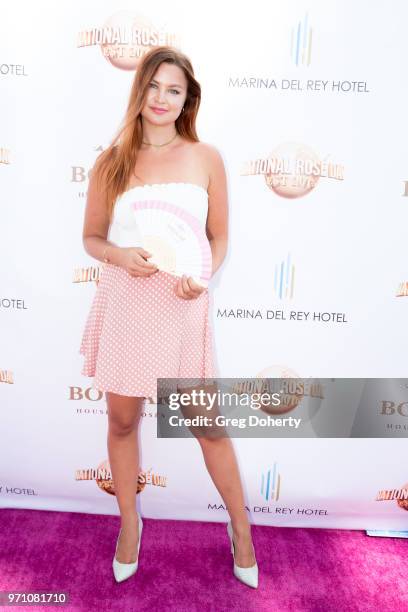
[79, 263, 218, 401]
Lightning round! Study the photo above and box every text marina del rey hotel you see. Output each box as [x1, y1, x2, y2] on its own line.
[217, 309, 348, 322]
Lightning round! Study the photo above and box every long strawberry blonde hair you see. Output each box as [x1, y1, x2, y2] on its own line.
[92, 45, 202, 223]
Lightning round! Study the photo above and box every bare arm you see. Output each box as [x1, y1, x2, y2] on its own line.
[82, 165, 122, 265]
[82, 165, 158, 277]
[205, 145, 229, 277]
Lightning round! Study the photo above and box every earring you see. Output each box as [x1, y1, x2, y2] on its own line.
[182, 106, 185, 113]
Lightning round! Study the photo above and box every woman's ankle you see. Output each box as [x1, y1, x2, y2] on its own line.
[231, 519, 251, 538]
[120, 511, 139, 529]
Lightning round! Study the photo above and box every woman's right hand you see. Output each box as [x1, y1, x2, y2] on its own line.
[117, 247, 159, 277]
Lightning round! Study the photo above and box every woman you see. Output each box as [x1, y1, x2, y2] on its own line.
[80, 45, 258, 588]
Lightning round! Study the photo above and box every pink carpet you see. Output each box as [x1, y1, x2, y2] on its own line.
[1, 508, 407, 611]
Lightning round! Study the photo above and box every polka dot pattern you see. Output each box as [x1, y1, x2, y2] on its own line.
[79, 264, 218, 401]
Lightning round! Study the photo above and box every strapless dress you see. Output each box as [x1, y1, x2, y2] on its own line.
[79, 182, 218, 402]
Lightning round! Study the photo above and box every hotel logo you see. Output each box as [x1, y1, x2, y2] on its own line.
[291, 13, 313, 67]
[274, 253, 295, 300]
[261, 462, 281, 501]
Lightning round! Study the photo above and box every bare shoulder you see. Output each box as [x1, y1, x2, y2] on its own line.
[194, 141, 224, 165]
[194, 143, 228, 240]
[192, 141, 226, 185]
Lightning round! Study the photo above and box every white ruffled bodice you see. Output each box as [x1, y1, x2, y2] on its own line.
[108, 182, 209, 248]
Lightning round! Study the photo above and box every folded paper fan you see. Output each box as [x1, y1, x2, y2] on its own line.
[128, 199, 212, 288]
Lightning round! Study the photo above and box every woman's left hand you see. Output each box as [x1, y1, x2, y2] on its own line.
[175, 274, 206, 300]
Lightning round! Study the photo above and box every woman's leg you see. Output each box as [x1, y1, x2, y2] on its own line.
[197, 436, 257, 568]
[106, 391, 145, 563]
[175, 382, 256, 568]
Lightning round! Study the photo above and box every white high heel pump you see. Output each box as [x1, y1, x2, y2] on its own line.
[112, 512, 143, 583]
[227, 521, 259, 589]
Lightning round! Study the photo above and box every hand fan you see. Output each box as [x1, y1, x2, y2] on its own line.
[127, 199, 212, 288]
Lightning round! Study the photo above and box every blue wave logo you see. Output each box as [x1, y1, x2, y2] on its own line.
[261, 462, 281, 501]
[274, 253, 295, 300]
[291, 13, 313, 66]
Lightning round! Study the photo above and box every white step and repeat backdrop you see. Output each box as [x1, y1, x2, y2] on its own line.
[1, 0, 408, 531]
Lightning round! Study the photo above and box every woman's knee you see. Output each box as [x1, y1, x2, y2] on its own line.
[107, 394, 144, 436]
[195, 426, 227, 444]
[108, 417, 138, 437]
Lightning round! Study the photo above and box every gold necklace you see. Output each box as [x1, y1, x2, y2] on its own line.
[142, 132, 178, 148]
